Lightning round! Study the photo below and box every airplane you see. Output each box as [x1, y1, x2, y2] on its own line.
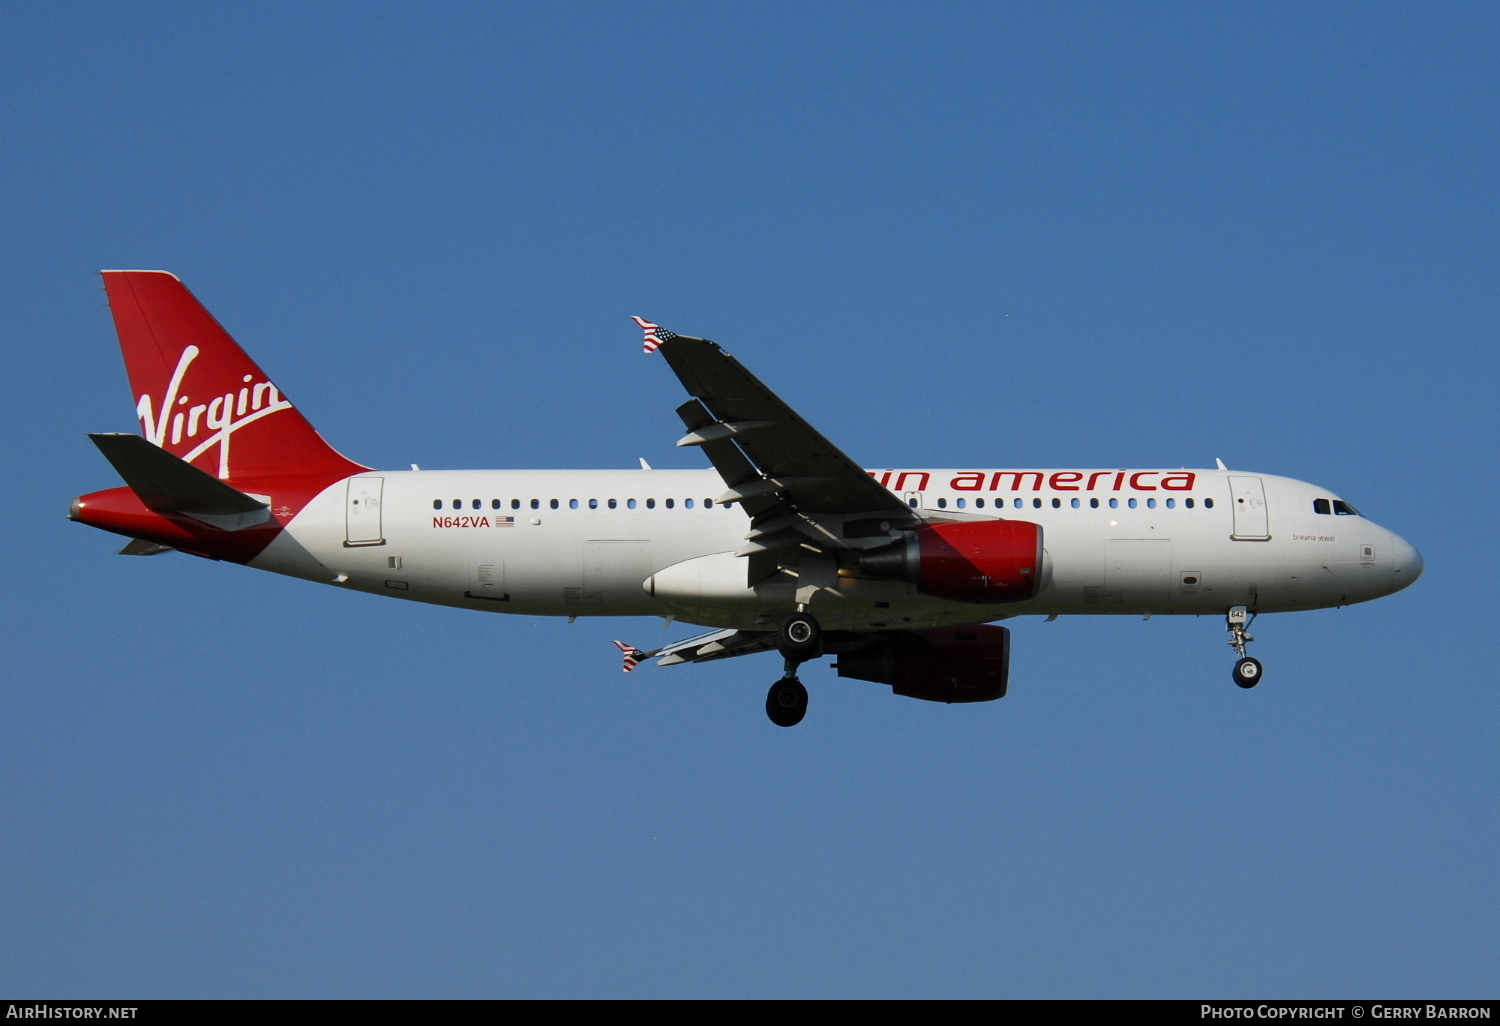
[71, 271, 1423, 726]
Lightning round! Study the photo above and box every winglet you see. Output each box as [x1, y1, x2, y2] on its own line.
[613, 640, 645, 672]
[630, 316, 677, 354]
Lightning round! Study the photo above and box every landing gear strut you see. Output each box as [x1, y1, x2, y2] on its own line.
[766, 610, 821, 726]
[1226, 605, 1263, 689]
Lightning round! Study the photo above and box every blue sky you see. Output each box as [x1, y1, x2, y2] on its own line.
[3, 2, 1496, 998]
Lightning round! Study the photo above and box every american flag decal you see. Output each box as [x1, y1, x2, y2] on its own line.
[613, 639, 644, 672]
[494, 516, 515, 528]
[631, 315, 677, 354]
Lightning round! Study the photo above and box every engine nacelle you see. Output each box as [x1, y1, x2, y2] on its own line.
[835, 626, 1011, 703]
[859, 520, 1043, 604]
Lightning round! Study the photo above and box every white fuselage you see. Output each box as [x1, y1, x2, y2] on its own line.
[250, 467, 1422, 631]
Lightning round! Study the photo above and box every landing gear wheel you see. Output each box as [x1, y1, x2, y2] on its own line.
[1233, 656, 1263, 689]
[766, 678, 808, 727]
[777, 612, 822, 661]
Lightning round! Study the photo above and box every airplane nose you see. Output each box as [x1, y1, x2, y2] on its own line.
[1389, 533, 1423, 593]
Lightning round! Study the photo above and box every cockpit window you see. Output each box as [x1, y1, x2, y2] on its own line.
[1332, 499, 1360, 516]
[1313, 499, 1331, 515]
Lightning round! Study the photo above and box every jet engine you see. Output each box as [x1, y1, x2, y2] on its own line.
[858, 520, 1043, 604]
[835, 625, 1011, 703]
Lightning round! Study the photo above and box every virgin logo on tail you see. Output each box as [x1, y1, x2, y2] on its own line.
[135, 344, 294, 479]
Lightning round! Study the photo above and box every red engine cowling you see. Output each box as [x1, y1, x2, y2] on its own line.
[860, 520, 1043, 604]
[835, 625, 1011, 703]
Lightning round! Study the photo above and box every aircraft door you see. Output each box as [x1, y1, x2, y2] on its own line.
[467, 562, 509, 601]
[345, 476, 385, 546]
[1228, 476, 1270, 540]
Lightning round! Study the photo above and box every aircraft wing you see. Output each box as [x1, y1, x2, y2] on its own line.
[635, 319, 921, 581]
[615, 628, 777, 671]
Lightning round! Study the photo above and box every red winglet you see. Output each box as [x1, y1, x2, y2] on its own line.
[613, 640, 643, 673]
[630, 315, 675, 354]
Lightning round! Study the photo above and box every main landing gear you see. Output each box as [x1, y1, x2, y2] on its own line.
[766, 610, 822, 727]
[1226, 605, 1263, 689]
[766, 674, 809, 727]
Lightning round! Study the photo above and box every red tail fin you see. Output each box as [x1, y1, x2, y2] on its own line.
[102, 271, 366, 481]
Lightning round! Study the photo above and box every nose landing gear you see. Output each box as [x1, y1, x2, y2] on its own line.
[766, 609, 821, 726]
[1226, 605, 1263, 688]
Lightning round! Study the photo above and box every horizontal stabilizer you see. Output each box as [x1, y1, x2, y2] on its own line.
[88, 433, 270, 525]
[118, 538, 174, 556]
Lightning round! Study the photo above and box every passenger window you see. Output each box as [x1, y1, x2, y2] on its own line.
[1147, 498, 1156, 509]
[609, 499, 618, 509]
[1313, 499, 1331, 515]
[1165, 498, 1175, 509]
[937, 498, 948, 509]
[628, 499, 637, 509]
[1128, 498, 1138, 509]
[665, 499, 674, 509]
[1185, 498, 1194, 508]
[432, 500, 442, 510]
[452, 499, 461, 509]
[1205, 498, 1214, 509]
[1109, 498, 1118, 509]
[569, 499, 579, 509]
[704, 499, 714, 508]
[1014, 498, 1023, 509]
[1089, 498, 1099, 508]
[975, 498, 985, 508]
[1051, 498, 1061, 508]
[472, 499, 481, 510]
[1033, 498, 1043, 508]
[956, 498, 966, 509]
[492, 499, 501, 509]
[530, 499, 540, 510]
[511, 499, 521, 510]
[589, 499, 598, 509]
[646, 498, 656, 509]
[1070, 498, 1080, 508]
[549, 499, 559, 509]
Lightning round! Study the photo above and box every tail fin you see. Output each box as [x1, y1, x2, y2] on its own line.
[101, 271, 366, 481]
